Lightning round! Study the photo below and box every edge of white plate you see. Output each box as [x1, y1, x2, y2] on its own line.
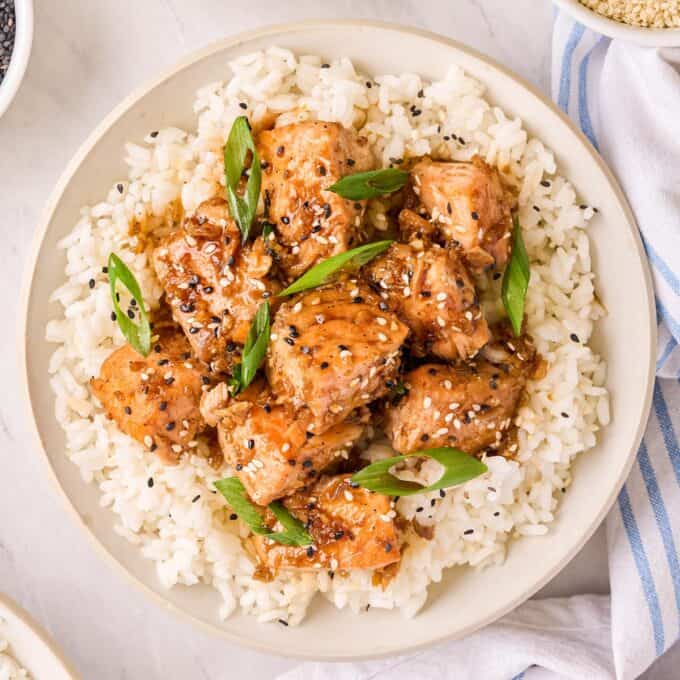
[0, 593, 80, 679]
[18, 19, 657, 661]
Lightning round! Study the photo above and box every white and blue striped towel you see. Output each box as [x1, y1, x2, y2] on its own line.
[279, 14, 680, 680]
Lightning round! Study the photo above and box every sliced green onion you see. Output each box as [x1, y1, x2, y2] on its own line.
[278, 240, 393, 297]
[501, 215, 530, 337]
[230, 301, 270, 395]
[224, 116, 261, 242]
[108, 253, 151, 357]
[329, 168, 409, 200]
[351, 447, 487, 497]
[214, 477, 313, 547]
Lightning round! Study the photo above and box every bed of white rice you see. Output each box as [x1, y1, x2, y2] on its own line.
[0, 637, 29, 679]
[45, 48, 609, 625]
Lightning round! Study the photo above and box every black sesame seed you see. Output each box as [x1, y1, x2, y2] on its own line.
[127, 309, 135, 319]
[493, 272, 502, 280]
[246, 439, 255, 449]
[347, 158, 356, 166]
[533, 205, 540, 212]
[278, 619, 289, 627]
[150, 444, 157, 452]
[189, 327, 199, 334]
[227, 255, 235, 266]
[226, 342, 236, 352]
[88, 278, 95, 289]
[165, 377, 175, 385]
[239, 102, 247, 109]
[102, 266, 109, 274]
[311, 224, 322, 233]
[150, 130, 159, 138]
[263, 404, 272, 413]
[192, 494, 201, 503]
[493, 511, 500, 517]
[384, 542, 393, 552]
[420, 290, 431, 298]
[124, 406, 132, 415]
[463, 529, 474, 535]
[159, 401, 168, 411]
[570, 333, 580, 343]
[455, 278, 465, 288]
[416, 506, 424, 513]
[302, 459, 313, 468]
[320, 361, 329, 369]
[288, 459, 296, 466]
[561, 412, 569, 418]
[471, 211, 479, 221]
[421, 434, 430, 442]
[285, 337, 295, 346]
[305, 431, 314, 439]
[110, 311, 117, 321]
[201, 376, 211, 385]
[366, 81, 372, 88]
[276, 145, 285, 156]
[281, 216, 290, 225]
[323, 203, 332, 219]
[541, 180, 551, 187]
[165, 422, 176, 432]
[147, 478, 154, 488]
[116, 183, 124, 194]
[180, 303, 194, 313]
[321, 63, 330, 68]
[318, 165, 326, 176]
[352, 296, 364, 304]
[203, 286, 213, 293]
[334, 530, 344, 540]
[230, 513, 238, 520]
[235, 463, 243, 471]
[306, 546, 315, 557]
[338, 344, 348, 351]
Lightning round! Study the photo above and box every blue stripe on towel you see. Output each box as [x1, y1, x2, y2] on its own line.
[644, 238, 680, 297]
[637, 441, 680, 627]
[656, 298, 680, 339]
[558, 22, 585, 112]
[578, 43, 599, 150]
[658, 337, 678, 371]
[653, 382, 680, 486]
[618, 484, 666, 655]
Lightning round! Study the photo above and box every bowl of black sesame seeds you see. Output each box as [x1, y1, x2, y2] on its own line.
[0, 0, 33, 118]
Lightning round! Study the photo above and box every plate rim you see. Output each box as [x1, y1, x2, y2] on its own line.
[0, 593, 80, 679]
[17, 19, 657, 660]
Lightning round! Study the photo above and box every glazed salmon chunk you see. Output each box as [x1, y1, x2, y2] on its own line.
[152, 197, 280, 371]
[257, 121, 374, 280]
[204, 382, 368, 505]
[384, 330, 538, 456]
[409, 157, 514, 272]
[266, 278, 409, 432]
[253, 475, 400, 572]
[91, 328, 207, 464]
[363, 240, 489, 360]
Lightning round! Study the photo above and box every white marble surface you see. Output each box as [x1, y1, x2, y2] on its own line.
[0, 1, 676, 678]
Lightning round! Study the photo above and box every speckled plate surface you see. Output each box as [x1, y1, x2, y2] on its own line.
[19, 21, 655, 660]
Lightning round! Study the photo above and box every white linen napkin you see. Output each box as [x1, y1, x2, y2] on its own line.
[278, 14, 680, 680]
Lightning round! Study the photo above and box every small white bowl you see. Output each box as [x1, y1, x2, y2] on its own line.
[0, 0, 33, 118]
[554, 0, 680, 45]
[0, 593, 77, 679]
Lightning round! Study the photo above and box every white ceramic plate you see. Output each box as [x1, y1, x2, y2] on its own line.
[0, 594, 77, 679]
[553, 0, 680, 46]
[20, 21, 655, 660]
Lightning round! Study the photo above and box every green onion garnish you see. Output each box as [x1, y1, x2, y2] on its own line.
[229, 301, 270, 395]
[350, 447, 487, 497]
[224, 116, 261, 243]
[278, 240, 393, 297]
[214, 477, 313, 547]
[108, 253, 151, 357]
[501, 215, 530, 337]
[328, 168, 409, 200]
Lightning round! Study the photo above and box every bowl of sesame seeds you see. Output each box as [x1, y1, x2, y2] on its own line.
[0, 0, 33, 118]
[554, 0, 680, 44]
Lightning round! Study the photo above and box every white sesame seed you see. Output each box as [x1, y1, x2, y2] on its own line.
[453, 419, 462, 429]
[204, 243, 217, 254]
[448, 402, 460, 410]
[143, 435, 153, 447]
[293, 302, 302, 313]
[340, 350, 352, 359]
[436, 316, 446, 327]
[282, 443, 290, 452]
[464, 311, 473, 321]
[444, 380, 452, 390]
[171, 444, 182, 453]
[378, 332, 388, 342]
[403, 287, 411, 296]
[423, 396, 432, 409]
[344, 490, 354, 502]
[436, 292, 447, 301]
[376, 317, 387, 326]
[436, 427, 449, 436]
[315, 314, 325, 324]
